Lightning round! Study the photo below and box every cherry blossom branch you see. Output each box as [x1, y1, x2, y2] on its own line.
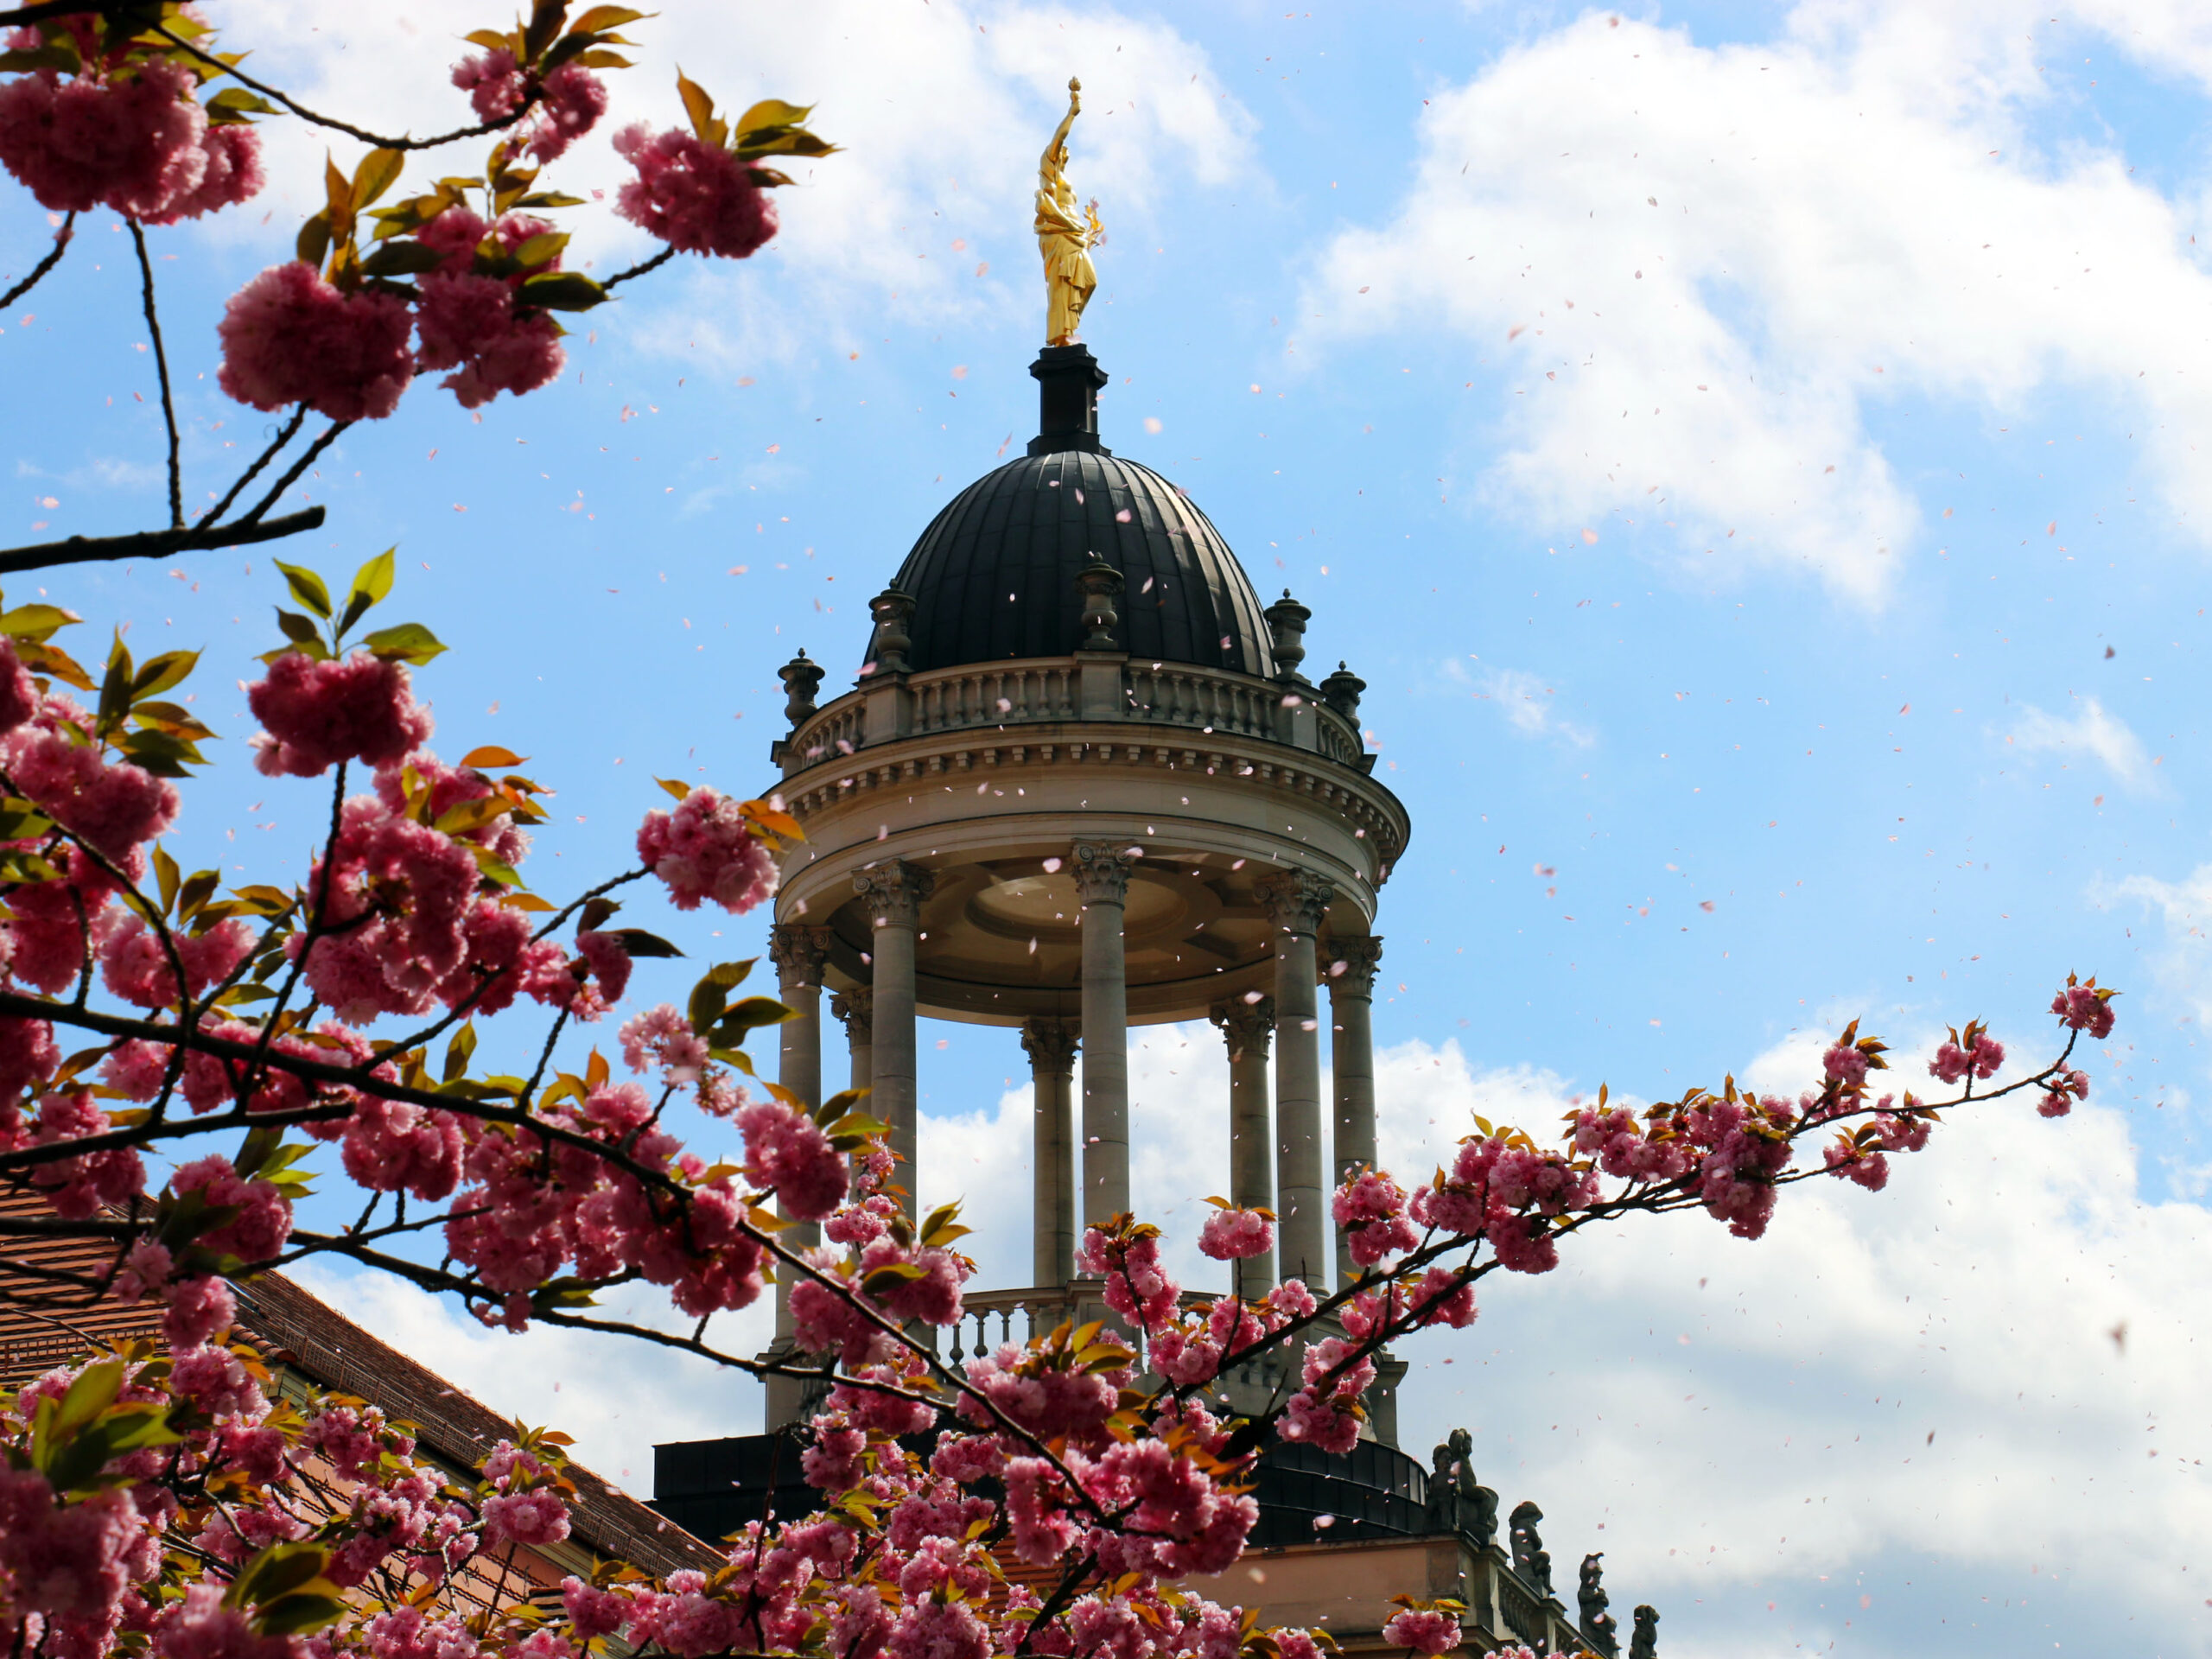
[126, 221, 184, 530]
[0, 507, 328, 574]
[0, 211, 73, 309]
[147, 20, 544, 155]
[202, 406, 309, 526]
[603, 247, 676, 289]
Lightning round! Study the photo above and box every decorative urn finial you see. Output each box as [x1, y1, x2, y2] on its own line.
[1075, 558, 1124, 651]
[865, 588, 916, 677]
[1319, 660, 1365, 721]
[1264, 588, 1311, 682]
[778, 649, 825, 727]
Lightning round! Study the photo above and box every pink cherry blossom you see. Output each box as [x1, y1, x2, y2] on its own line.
[452, 48, 526, 120]
[2051, 982, 2117, 1039]
[153, 1583, 291, 1659]
[248, 650, 435, 779]
[738, 1096, 848, 1220]
[636, 787, 778, 912]
[1382, 1607, 1461, 1657]
[414, 270, 565, 409]
[528, 65, 607, 162]
[162, 1276, 235, 1351]
[218, 262, 416, 422]
[612, 124, 778, 258]
[481, 1488, 569, 1548]
[2039, 1066, 2089, 1118]
[1196, 1205, 1273, 1261]
[168, 1155, 291, 1263]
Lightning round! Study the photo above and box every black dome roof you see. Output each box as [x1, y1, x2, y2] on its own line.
[876, 346, 1274, 677]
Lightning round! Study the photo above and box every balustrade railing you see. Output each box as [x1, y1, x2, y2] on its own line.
[782, 657, 1372, 777]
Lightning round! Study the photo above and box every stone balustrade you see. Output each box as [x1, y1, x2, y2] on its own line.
[775, 655, 1371, 779]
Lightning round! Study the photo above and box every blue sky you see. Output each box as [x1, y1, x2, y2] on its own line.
[8, 1, 2212, 1653]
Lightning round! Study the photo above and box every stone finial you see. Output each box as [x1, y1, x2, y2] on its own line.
[1020, 1017, 1079, 1076]
[1255, 868, 1334, 937]
[830, 987, 873, 1039]
[1071, 841, 1135, 906]
[1075, 558, 1124, 651]
[1264, 588, 1311, 682]
[1209, 995, 1275, 1060]
[778, 649, 826, 727]
[1628, 1605, 1659, 1659]
[1319, 660, 1365, 721]
[852, 860, 933, 928]
[1510, 1499, 1553, 1595]
[865, 588, 917, 677]
[1579, 1553, 1615, 1641]
[768, 924, 832, 988]
[1324, 935, 1383, 998]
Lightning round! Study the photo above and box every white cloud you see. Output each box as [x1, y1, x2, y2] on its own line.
[288, 1262, 760, 1496]
[2002, 695, 2158, 791]
[1474, 666, 1596, 749]
[202, 1, 1253, 360]
[1302, 1, 2212, 604]
[2103, 861, 2212, 1029]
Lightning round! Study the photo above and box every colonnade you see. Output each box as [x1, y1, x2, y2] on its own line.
[767, 847, 1385, 1313]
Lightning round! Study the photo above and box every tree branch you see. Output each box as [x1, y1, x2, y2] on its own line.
[0, 211, 73, 310]
[126, 221, 183, 530]
[204, 409, 308, 526]
[0, 507, 327, 575]
[149, 21, 543, 154]
[236, 423, 349, 527]
[604, 247, 676, 290]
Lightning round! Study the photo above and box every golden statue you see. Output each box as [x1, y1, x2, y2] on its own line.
[1036, 78, 1102, 346]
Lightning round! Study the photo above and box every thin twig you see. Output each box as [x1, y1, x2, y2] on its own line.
[204, 407, 308, 525]
[149, 20, 540, 153]
[238, 423, 350, 528]
[603, 247, 676, 289]
[0, 508, 327, 575]
[0, 211, 73, 309]
[126, 221, 183, 529]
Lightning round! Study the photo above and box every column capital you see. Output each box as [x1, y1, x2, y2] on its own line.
[830, 986, 873, 1038]
[853, 860, 933, 928]
[769, 924, 834, 988]
[1020, 1017, 1080, 1077]
[1071, 841, 1136, 906]
[1255, 868, 1336, 936]
[1210, 996, 1275, 1060]
[1324, 935, 1384, 999]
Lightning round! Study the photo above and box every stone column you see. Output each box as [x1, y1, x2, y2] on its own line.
[1257, 869, 1335, 1287]
[853, 861, 932, 1217]
[1210, 996, 1275, 1299]
[1072, 842, 1135, 1227]
[831, 987, 873, 1096]
[1021, 1019, 1079, 1287]
[765, 925, 831, 1431]
[1326, 937, 1384, 1291]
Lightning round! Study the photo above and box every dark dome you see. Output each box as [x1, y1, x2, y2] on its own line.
[887, 447, 1274, 677]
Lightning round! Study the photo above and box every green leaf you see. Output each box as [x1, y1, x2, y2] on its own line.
[296, 210, 333, 272]
[734, 98, 815, 137]
[272, 560, 332, 620]
[361, 621, 446, 665]
[606, 927, 683, 959]
[175, 868, 220, 920]
[229, 1541, 335, 1613]
[130, 649, 198, 701]
[206, 86, 277, 123]
[0, 602, 79, 643]
[154, 844, 180, 916]
[274, 606, 321, 645]
[710, 995, 795, 1042]
[339, 547, 396, 634]
[443, 1022, 478, 1084]
[513, 231, 569, 268]
[674, 68, 716, 143]
[518, 270, 608, 312]
[569, 4, 648, 34]
[117, 728, 207, 779]
[656, 777, 691, 801]
[468, 843, 524, 888]
[351, 148, 405, 212]
[359, 239, 448, 277]
[16, 638, 95, 690]
[94, 633, 132, 734]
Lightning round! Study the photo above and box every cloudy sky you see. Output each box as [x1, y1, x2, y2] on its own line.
[8, 0, 2212, 1652]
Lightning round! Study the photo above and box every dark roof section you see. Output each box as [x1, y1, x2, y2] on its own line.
[886, 448, 1275, 677]
[878, 346, 1276, 678]
[232, 1274, 717, 1576]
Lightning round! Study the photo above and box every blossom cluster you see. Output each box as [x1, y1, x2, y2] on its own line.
[0, 21, 264, 222]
